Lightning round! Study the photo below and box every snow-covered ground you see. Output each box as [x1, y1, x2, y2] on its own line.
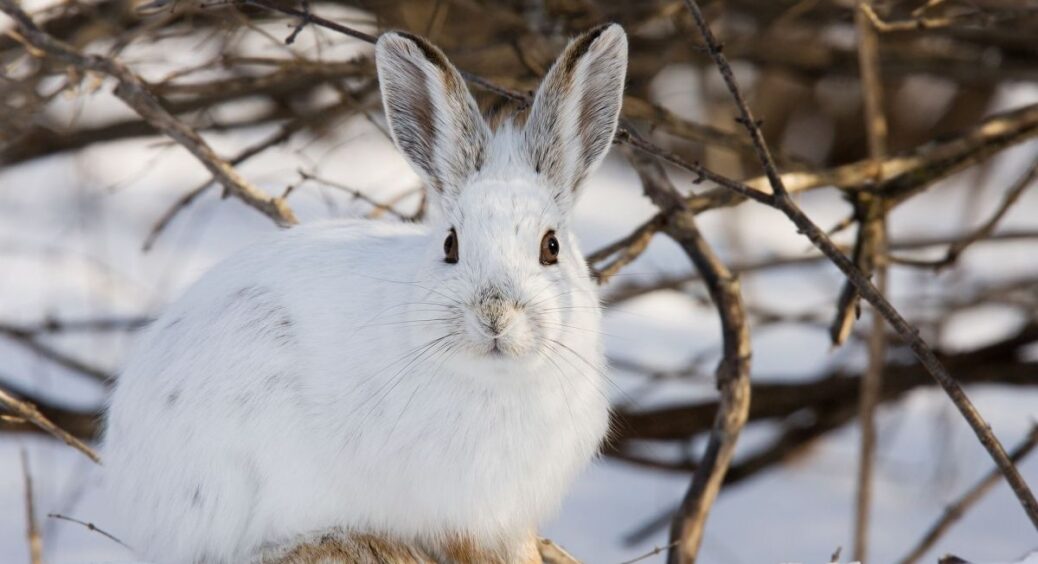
[1, 19, 1036, 563]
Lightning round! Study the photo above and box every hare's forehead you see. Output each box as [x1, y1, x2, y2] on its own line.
[452, 179, 560, 231]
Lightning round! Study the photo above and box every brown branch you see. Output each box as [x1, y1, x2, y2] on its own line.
[21, 449, 42, 564]
[854, 223, 887, 563]
[858, 3, 1020, 33]
[697, 101, 1038, 208]
[829, 197, 886, 347]
[851, 4, 889, 560]
[620, 149, 751, 564]
[0, 0, 298, 227]
[0, 384, 100, 463]
[587, 216, 664, 284]
[899, 425, 1038, 564]
[682, 0, 1038, 529]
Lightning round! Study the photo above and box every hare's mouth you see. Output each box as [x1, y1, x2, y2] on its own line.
[470, 334, 530, 360]
[463, 309, 536, 359]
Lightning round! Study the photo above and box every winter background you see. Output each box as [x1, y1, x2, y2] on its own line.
[2, 2, 1037, 563]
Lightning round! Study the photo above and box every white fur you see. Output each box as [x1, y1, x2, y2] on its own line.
[103, 25, 627, 564]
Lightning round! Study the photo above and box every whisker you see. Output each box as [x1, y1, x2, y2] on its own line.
[353, 333, 458, 431]
[541, 340, 615, 406]
[546, 338, 633, 404]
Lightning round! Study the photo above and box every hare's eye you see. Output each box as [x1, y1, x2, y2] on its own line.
[444, 228, 459, 264]
[539, 231, 560, 266]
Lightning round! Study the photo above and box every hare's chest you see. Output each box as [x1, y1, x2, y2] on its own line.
[326, 372, 598, 525]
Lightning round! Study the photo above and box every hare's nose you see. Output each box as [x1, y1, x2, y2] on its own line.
[479, 290, 516, 336]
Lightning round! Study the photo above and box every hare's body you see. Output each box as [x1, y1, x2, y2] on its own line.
[106, 219, 607, 562]
[105, 24, 627, 564]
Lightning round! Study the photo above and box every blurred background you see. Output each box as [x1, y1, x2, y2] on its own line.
[1, 0, 1037, 562]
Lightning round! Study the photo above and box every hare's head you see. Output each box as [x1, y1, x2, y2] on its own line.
[375, 25, 626, 363]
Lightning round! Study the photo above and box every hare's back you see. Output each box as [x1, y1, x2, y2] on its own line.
[102, 219, 428, 562]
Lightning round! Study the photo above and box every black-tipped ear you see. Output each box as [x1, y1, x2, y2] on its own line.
[375, 32, 490, 196]
[523, 24, 628, 205]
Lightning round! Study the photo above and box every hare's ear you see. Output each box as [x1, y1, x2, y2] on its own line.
[524, 24, 627, 207]
[376, 32, 489, 197]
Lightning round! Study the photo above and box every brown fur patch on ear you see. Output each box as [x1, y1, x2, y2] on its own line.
[559, 24, 610, 78]
[393, 31, 463, 92]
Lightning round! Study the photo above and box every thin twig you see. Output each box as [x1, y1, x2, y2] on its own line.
[47, 514, 131, 550]
[899, 425, 1038, 564]
[620, 541, 680, 564]
[21, 449, 43, 564]
[0, 386, 101, 464]
[889, 154, 1038, 270]
[284, 0, 310, 44]
[296, 170, 413, 220]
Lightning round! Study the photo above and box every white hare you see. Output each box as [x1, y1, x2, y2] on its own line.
[103, 23, 627, 564]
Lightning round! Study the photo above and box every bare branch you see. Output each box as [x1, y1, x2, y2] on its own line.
[851, 5, 890, 559]
[620, 148, 751, 564]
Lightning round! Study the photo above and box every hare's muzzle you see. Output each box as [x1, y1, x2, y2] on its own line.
[464, 290, 535, 358]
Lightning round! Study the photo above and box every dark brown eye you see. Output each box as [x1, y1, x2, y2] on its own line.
[540, 231, 560, 266]
[444, 228, 459, 264]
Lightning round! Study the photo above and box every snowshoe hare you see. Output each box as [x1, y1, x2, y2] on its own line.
[104, 23, 627, 564]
